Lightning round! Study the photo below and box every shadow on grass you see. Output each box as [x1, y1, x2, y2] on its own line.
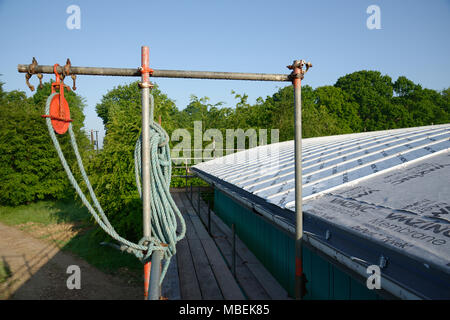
[50, 201, 143, 280]
[47, 201, 90, 224]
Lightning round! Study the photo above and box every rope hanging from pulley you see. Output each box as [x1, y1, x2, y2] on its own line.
[43, 88, 186, 285]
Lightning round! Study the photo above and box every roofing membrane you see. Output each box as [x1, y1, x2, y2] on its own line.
[192, 124, 450, 298]
[194, 124, 450, 210]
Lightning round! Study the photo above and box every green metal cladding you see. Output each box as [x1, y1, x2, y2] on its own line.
[213, 189, 380, 300]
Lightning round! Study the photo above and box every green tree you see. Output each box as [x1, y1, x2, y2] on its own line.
[393, 76, 418, 97]
[90, 81, 180, 240]
[257, 85, 348, 140]
[335, 70, 395, 131]
[314, 85, 360, 132]
[96, 82, 179, 136]
[180, 95, 225, 132]
[0, 82, 89, 206]
[0, 80, 5, 101]
[442, 88, 450, 114]
[392, 77, 449, 126]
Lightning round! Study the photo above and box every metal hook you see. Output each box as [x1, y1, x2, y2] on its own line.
[25, 73, 34, 92]
[53, 64, 61, 84]
[71, 74, 77, 91]
[25, 57, 38, 91]
[51, 63, 71, 93]
[63, 58, 77, 90]
[37, 73, 43, 89]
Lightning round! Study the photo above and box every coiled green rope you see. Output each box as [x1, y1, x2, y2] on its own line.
[45, 92, 186, 285]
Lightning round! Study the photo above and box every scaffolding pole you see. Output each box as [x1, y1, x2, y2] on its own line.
[288, 59, 311, 300]
[139, 46, 157, 300]
[18, 64, 291, 82]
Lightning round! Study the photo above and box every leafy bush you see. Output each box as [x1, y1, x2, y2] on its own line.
[88, 82, 180, 241]
[0, 82, 90, 206]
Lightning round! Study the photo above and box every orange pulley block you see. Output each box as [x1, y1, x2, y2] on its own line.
[42, 64, 72, 134]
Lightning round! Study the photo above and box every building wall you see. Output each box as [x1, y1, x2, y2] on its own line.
[214, 189, 381, 300]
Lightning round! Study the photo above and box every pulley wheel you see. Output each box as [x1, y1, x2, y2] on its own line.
[49, 93, 71, 134]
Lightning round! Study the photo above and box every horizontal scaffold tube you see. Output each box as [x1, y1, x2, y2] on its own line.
[17, 64, 291, 82]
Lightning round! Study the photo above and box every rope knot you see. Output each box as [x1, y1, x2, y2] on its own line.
[136, 236, 168, 263]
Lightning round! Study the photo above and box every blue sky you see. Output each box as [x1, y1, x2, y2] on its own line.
[0, 0, 449, 147]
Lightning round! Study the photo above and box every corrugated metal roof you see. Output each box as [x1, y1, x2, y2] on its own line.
[192, 124, 450, 298]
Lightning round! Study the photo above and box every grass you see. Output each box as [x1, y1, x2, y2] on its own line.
[0, 201, 142, 282]
[64, 229, 141, 277]
[0, 201, 85, 226]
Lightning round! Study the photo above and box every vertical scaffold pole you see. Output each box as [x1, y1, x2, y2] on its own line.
[290, 60, 304, 300]
[149, 250, 163, 300]
[140, 46, 158, 300]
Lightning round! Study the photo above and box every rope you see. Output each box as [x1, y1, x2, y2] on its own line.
[45, 92, 186, 285]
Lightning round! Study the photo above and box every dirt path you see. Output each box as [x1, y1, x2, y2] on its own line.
[0, 222, 142, 300]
